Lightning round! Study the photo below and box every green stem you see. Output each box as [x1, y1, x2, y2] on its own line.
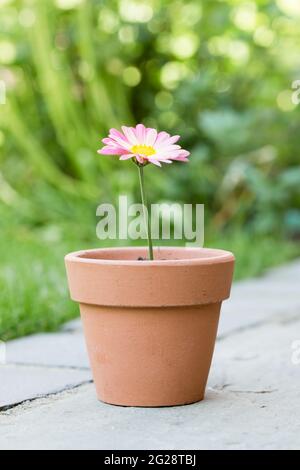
[138, 165, 154, 260]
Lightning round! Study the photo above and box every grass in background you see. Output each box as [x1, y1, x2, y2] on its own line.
[0, 233, 75, 341]
[208, 231, 300, 280]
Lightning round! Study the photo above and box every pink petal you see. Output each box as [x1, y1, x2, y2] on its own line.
[157, 158, 172, 163]
[102, 138, 126, 148]
[109, 128, 127, 142]
[155, 146, 182, 159]
[145, 128, 157, 146]
[109, 128, 131, 149]
[148, 158, 162, 167]
[98, 146, 128, 155]
[171, 154, 190, 162]
[161, 152, 183, 159]
[121, 126, 138, 145]
[157, 144, 181, 153]
[168, 135, 180, 144]
[130, 126, 140, 144]
[177, 150, 190, 157]
[119, 154, 135, 160]
[102, 137, 114, 145]
[160, 149, 190, 159]
[155, 144, 174, 152]
[136, 155, 146, 164]
[135, 124, 146, 143]
[155, 135, 180, 148]
[155, 131, 170, 146]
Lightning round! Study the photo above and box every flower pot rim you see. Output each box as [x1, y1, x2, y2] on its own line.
[65, 246, 235, 308]
[65, 246, 235, 267]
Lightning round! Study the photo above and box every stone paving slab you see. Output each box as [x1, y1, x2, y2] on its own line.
[0, 365, 91, 410]
[62, 318, 82, 333]
[267, 258, 300, 279]
[219, 264, 300, 337]
[1, 315, 299, 450]
[7, 331, 90, 369]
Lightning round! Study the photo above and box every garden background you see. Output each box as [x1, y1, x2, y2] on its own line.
[0, 0, 300, 340]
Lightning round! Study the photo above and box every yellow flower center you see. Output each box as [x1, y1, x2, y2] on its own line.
[131, 144, 156, 157]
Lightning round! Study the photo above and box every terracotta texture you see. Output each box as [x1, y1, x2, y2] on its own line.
[65, 247, 235, 407]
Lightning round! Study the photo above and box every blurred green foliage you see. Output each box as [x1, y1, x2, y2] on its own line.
[0, 0, 300, 338]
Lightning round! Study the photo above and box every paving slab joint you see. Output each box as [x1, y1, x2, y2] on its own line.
[0, 380, 92, 414]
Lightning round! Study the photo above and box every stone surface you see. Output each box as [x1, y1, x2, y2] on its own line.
[0, 259, 299, 449]
[6, 331, 90, 369]
[219, 266, 300, 337]
[267, 258, 300, 280]
[62, 318, 82, 333]
[0, 365, 91, 409]
[0, 316, 299, 450]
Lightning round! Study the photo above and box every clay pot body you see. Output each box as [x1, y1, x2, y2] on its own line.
[65, 247, 234, 407]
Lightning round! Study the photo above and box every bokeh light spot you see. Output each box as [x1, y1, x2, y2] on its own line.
[170, 33, 199, 60]
[19, 9, 36, 28]
[160, 62, 189, 90]
[155, 91, 174, 110]
[123, 66, 141, 87]
[277, 90, 296, 111]
[0, 41, 16, 64]
[55, 0, 83, 9]
[277, 0, 300, 17]
[119, 0, 153, 23]
[98, 9, 119, 34]
[233, 2, 257, 32]
[254, 27, 275, 47]
[106, 58, 124, 76]
[228, 40, 250, 64]
[119, 26, 136, 44]
[159, 111, 178, 128]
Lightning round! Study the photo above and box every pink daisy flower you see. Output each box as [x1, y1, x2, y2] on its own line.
[98, 124, 190, 167]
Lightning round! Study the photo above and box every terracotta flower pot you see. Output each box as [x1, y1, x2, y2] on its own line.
[65, 247, 234, 407]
